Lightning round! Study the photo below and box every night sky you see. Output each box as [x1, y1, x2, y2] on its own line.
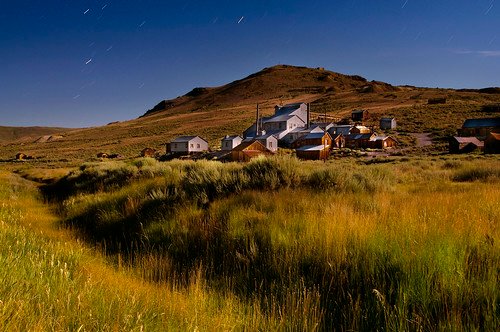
[1, 1, 499, 127]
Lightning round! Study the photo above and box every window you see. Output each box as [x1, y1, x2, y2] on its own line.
[269, 141, 273, 147]
[190, 143, 194, 148]
[225, 142, 229, 147]
[197, 144, 200, 148]
[174, 143, 177, 148]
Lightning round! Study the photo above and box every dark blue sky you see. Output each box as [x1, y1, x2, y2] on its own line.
[1, 0, 499, 127]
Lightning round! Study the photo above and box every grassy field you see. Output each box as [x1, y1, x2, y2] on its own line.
[24, 154, 498, 331]
[0, 171, 296, 331]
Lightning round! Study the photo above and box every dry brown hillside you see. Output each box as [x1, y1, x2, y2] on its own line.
[1, 64, 499, 164]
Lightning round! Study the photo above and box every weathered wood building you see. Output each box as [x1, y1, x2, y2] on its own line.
[380, 117, 397, 130]
[231, 140, 274, 162]
[484, 132, 500, 154]
[458, 118, 500, 139]
[449, 136, 484, 154]
[351, 109, 369, 122]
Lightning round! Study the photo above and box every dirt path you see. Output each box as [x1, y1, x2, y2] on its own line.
[411, 133, 433, 147]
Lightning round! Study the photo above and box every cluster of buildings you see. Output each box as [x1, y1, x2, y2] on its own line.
[165, 102, 398, 161]
[450, 117, 500, 154]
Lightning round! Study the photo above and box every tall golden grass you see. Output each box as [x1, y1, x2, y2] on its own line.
[41, 155, 500, 330]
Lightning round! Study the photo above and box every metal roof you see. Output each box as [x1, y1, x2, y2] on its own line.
[304, 132, 327, 140]
[346, 133, 374, 140]
[170, 136, 206, 143]
[265, 114, 297, 122]
[296, 145, 328, 151]
[462, 117, 500, 128]
[222, 135, 242, 141]
[452, 136, 483, 145]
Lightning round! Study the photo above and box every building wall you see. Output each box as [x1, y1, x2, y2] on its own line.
[170, 137, 208, 153]
[256, 136, 278, 152]
[221, 137, 242, 151]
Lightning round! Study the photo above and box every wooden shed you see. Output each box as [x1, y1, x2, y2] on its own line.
[368, 136, 398, 149]
[484, 132, 500, 154]
[351, 109, 369, 122]
[458, 117, 500, 139]
[380, 117, 397, 130]
[449, 137, 484, 154]
[231, 140, 273, 162]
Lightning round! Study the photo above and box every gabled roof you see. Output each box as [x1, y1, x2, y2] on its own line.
[346, 133, 374, 140]
[232, 140, 267, 152]
[296, 145, 329, 151]
[265, 114, 299, 123]
[275, 102, 304, 115]
[462, 117, 500, 128]
[371, 135, 396, 141]
[487, 132, 500, 140]
[222, 135, 242, 141]
[170, 136, 207, 143]
[309, 126, 324, 133]
[255, 133, 278, 140]
[452, 136, 484, 145]
[303, 131, 328, 140]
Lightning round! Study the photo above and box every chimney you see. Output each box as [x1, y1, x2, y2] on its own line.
[256, 103, 260, 136]
[306, 103, 310, 129]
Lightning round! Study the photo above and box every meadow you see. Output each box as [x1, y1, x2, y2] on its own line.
[17, 154, 495, 331]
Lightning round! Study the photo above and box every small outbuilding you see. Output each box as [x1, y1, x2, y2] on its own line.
[97, 152, 109, 159]
[368, 136, 398, 149]
[449, 137, 484, 154]
[484, 132, 500, 154]
[166, 136, 209, 154]
[458, 117, 500, 138]
[221, 135, 242, 151]
[351, 109, 369, 122]
[231, 140, 273, 162]
[380, 117, 397, 130]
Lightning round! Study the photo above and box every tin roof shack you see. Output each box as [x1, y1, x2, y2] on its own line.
[231, 140, 274, 162]
[351, 109, 369, 122]
[368, 136, 398, 149]
[458, 117, 500, 139]
[221, 135, 242, 151]
[345, 133, 376, 149]
[380, 117, 397, 130]
[449, 137, 484, 154]
[293, 129, 332, 160]
[484, 132, 500, 154]
[166, 136, 209, 154]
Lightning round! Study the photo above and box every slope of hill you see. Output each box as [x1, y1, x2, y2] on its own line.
[0, 126, 71, 144]
[0, 64, 499, 163]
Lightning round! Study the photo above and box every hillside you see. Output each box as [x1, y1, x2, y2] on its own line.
[0, 126, 71, 144]
[0, 64, 499, 163]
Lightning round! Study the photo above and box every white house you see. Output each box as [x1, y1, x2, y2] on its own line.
[243, 102, 310, 140]
[167, 136, 209, 153]
[221, 135, 242, 151]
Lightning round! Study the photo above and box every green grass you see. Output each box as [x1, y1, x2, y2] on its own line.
[41, 155, 500, 331]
